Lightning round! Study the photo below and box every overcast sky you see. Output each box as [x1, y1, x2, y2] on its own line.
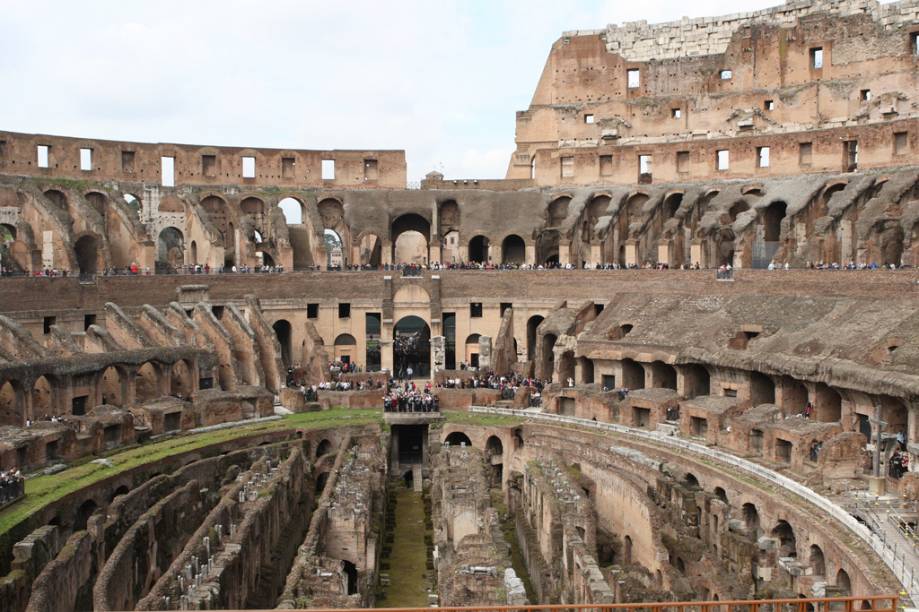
[1, 0, 785, 182]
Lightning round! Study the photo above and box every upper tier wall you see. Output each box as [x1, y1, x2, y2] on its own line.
[0, 131, 407, 189]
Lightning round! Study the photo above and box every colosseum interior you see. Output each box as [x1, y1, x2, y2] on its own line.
[0, 1, 918, 611]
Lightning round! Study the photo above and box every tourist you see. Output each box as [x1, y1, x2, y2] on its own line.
[803, 402, 814, 419]
[0, 468, 24, 505]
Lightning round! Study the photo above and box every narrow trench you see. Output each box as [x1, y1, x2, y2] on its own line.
[491, 488, 537, 602]
[376, 480, 433, 607]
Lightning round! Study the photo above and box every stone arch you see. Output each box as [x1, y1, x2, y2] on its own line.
[771, 520, 797, 557]
[99, 366, 123, 407]
[170, 360, 193, 398]
[809, 544, 826, 576]
[820, 181, 848, 213]
[189, 240, 198, 265]
[316, 438, 332, 458]
[240, 196, 265, 217]
[663, 192, 683, 220]
[763, 200, 788, 242]
[438, 200, 460, 231]
[278, 196, 305, 225]
[621, 358, 645, 390]
[333, 333, 357, 364]
[682, 364, 711, 398]
[157, 227, 185, 268]
[713, 486, 728, 504]
[0, 380, 22, 426]
[273, 320, 293, 368]
[648, 360, 676, 390]
[750, 371, 775, 406]
[444, 431, 472, 447]
[392, 213, 430, 265]
[323, 228, 344, 268]
[728, 201, 750, 223]
[526, 315, 544, 361]
[742, 502, 760, 534]
[814, 383, 842, 422]
[547, 196, 571, 226]
[501, 234, 525, 265]
[43, 189, 68, 212]
[741, 185, 764, 197]
[485, 435, 503, 457]
[135, 362, 160, 403]
[84, 191, 107, 217]
[535, 230, 560, 265]
[32, 375, 53, 418]
[73, 234, 100, 277]
[557, 350, 576, 384]
[394, 315, 431, 378]
[468, 235, 490, 263]
[74, 498, 98, 532]
[576, 357, 594, 384]
[200, 195, 229, 241]
[625, 192, 649, 219]
[836, 568, 851, 594]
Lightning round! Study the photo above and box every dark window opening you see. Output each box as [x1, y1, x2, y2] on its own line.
[71, 395, 88, 416]
[470, 302, 483, 318]
[500, 302, 512, 316]
[201, 154, 216, 177]
[212, 305, 225, 320]
[338, 303, 351, 318]
[121, 150, 135, 173]
[43, 316, 56, 335]
[281, 156, 296, 178]
[83, 314, 96, 330]
[307, 303, 319, 319]
[810, 47, 824, 69]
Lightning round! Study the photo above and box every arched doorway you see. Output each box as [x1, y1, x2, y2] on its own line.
[526, 315, 545, 361]
[468, 235, 489, 263]
[334, 333, 357, 365]
[74, 235, 99, 277]
[393, 315, 431, 378]
[324, 229, 343, 268]
[157, 227, 184, 270]
[32, 375, 53, 418]
[273, 320, 292, 368]
[464, 333, 481, 368]
[170, 360, 193, 398]
[536, 230, 560, 265]
[502, 234, 525, 265]
[99, 366, 122, 407]
[547, 197, 571, 226]
[200, 195, 229, 241]
[391, 213, 430, 265]
[445, 431, 472, 446]
[771, 520, 797, 558]
[279, 197, 304, 224]
[0, 381, 20, 426]
[135, 362, 159, 403]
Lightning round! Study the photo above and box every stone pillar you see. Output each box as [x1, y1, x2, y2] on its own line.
[431, 335, 445, 374]
[558, 243, 570, 266]
[478, 336, 493, 371]
[590, 243, 602, 267]
[382, 240, 393, 266]
[657, 240, 670, 267]
[458, 245, 468, 263]
[690, 240, 704, 267]
[428, 242, 441, 265]
[351, 244, 361, 266]
[525, 244, 536, 265]
[41, 230, 54, 269]
[487, 243, 498, 264]
[624, 240, 638, 267]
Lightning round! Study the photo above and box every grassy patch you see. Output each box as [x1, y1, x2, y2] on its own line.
[442, 410, 523, 427]
[0, 409, 380, 536]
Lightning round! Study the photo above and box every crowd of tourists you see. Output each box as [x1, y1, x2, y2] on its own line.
[383, 380, 439, 413]
[0, 468, 24, 506]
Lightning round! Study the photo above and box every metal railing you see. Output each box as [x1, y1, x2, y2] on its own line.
[470, 406, 919, 604]
[258, 595, 900, 612]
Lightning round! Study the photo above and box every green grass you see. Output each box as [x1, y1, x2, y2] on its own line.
[0, 409, 381, 537]
[376, 486, 430, 607]
[442, 410, 523, 427]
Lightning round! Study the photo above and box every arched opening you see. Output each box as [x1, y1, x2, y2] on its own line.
[486, 435, 503, 457]
[663, 193, 683, 220]
[73, 235, 99, 277]
[333, 333, 357, 365]
[100, 366, 122, 407]
[814, 383, 842, 422]
[200, 195, 229, 242]
[391, 213, 430, 265]
[763, 201, 788, 242]
[728, 201, 750, 223]
[135, 362, 159, 403]
[547, 196, 571, 226]
[358, 233, 381, 267]
[32, 375, 53, 418]
[439, 200, 460, 231]
[0, 224, 17, 273]
[809, 544, 826, 576]
[316, 439, 332, 458]
[771, 520, 797, 558]
[445, 431, 472, 447]
[170, 360, 193, 398]
[536, 230, 560, 265]
[682, 364, 710, 398]
[157, 227, 185, 270]
[189, 240, 198, 265]
[84, 191, 106, 217]
[623, 535, 633, 564]
[43, 189, 68, 212]
[684, 473, 700, 489]
[273, 320, 293, 368]
[526, 315, 545, 361]
[323, 228, 343, 268]
[279, 197, 304, 225]
[468, 235, 489, 263]
[742, 503, 760, 534]
[342, 560, 358, 595]
[441, 230, 460, 263]
[393, 316, 431, 378]
[315, 471, 329, 495]
[0, 381, 20, 426]
[750, 371, 775, 406]
[74, 499, 98, 531]
[240, 196, 265, 217]
[110, 485, 130, 502]
[713, 487, 728, 504]
[649, 361, 677, 390]
[836, 569, 851, 595]
[577, 357, 595, 384]
[558, 351, 576, 385]
[464, 333, 482, 368]
[621, 359, 645, 390]
[501, 234, 525, 265]
[781, 377, 809, 414]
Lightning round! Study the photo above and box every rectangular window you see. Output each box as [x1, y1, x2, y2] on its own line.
[161, 156, 175, 187]
[844, 140, 858, 171]
[83, 313, 96, 330]
[338, 303, 350, 318]
[894, 131, 909, 155]
[638, 154, 652, 183]
[37, 145, 50, 168]
[676, 150, 690, 174]
[560, 156, 574, 178]
[810, 47, 823, 69]
[363, 158, 378, 180]
[799, 142, 813, 166]
[470, 302, 483, 318]
[584, 114, 595, 124]
[281, 156, 295, 178]
[307, 303, 319, 319]
[720, 69, 732, 80]
[671, 108, 682, 119]
[43, 316, 56, 335]
[500, 302, 512, 316]
[860, 89, 871, 101]
[757, 146, 770, 168]
[79, 148, 92, 171]
[716, 149, 730, 171]
[202, 154, 216, 177]
[241, 156, 256, 178]
[911, 32, 919, 55]
[321, 159, 335, 180]
[121, 150, 135, 173]
[599, 154, 613, 176]
[627, 69, 640, 89]
[601, 375, 616, 390]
